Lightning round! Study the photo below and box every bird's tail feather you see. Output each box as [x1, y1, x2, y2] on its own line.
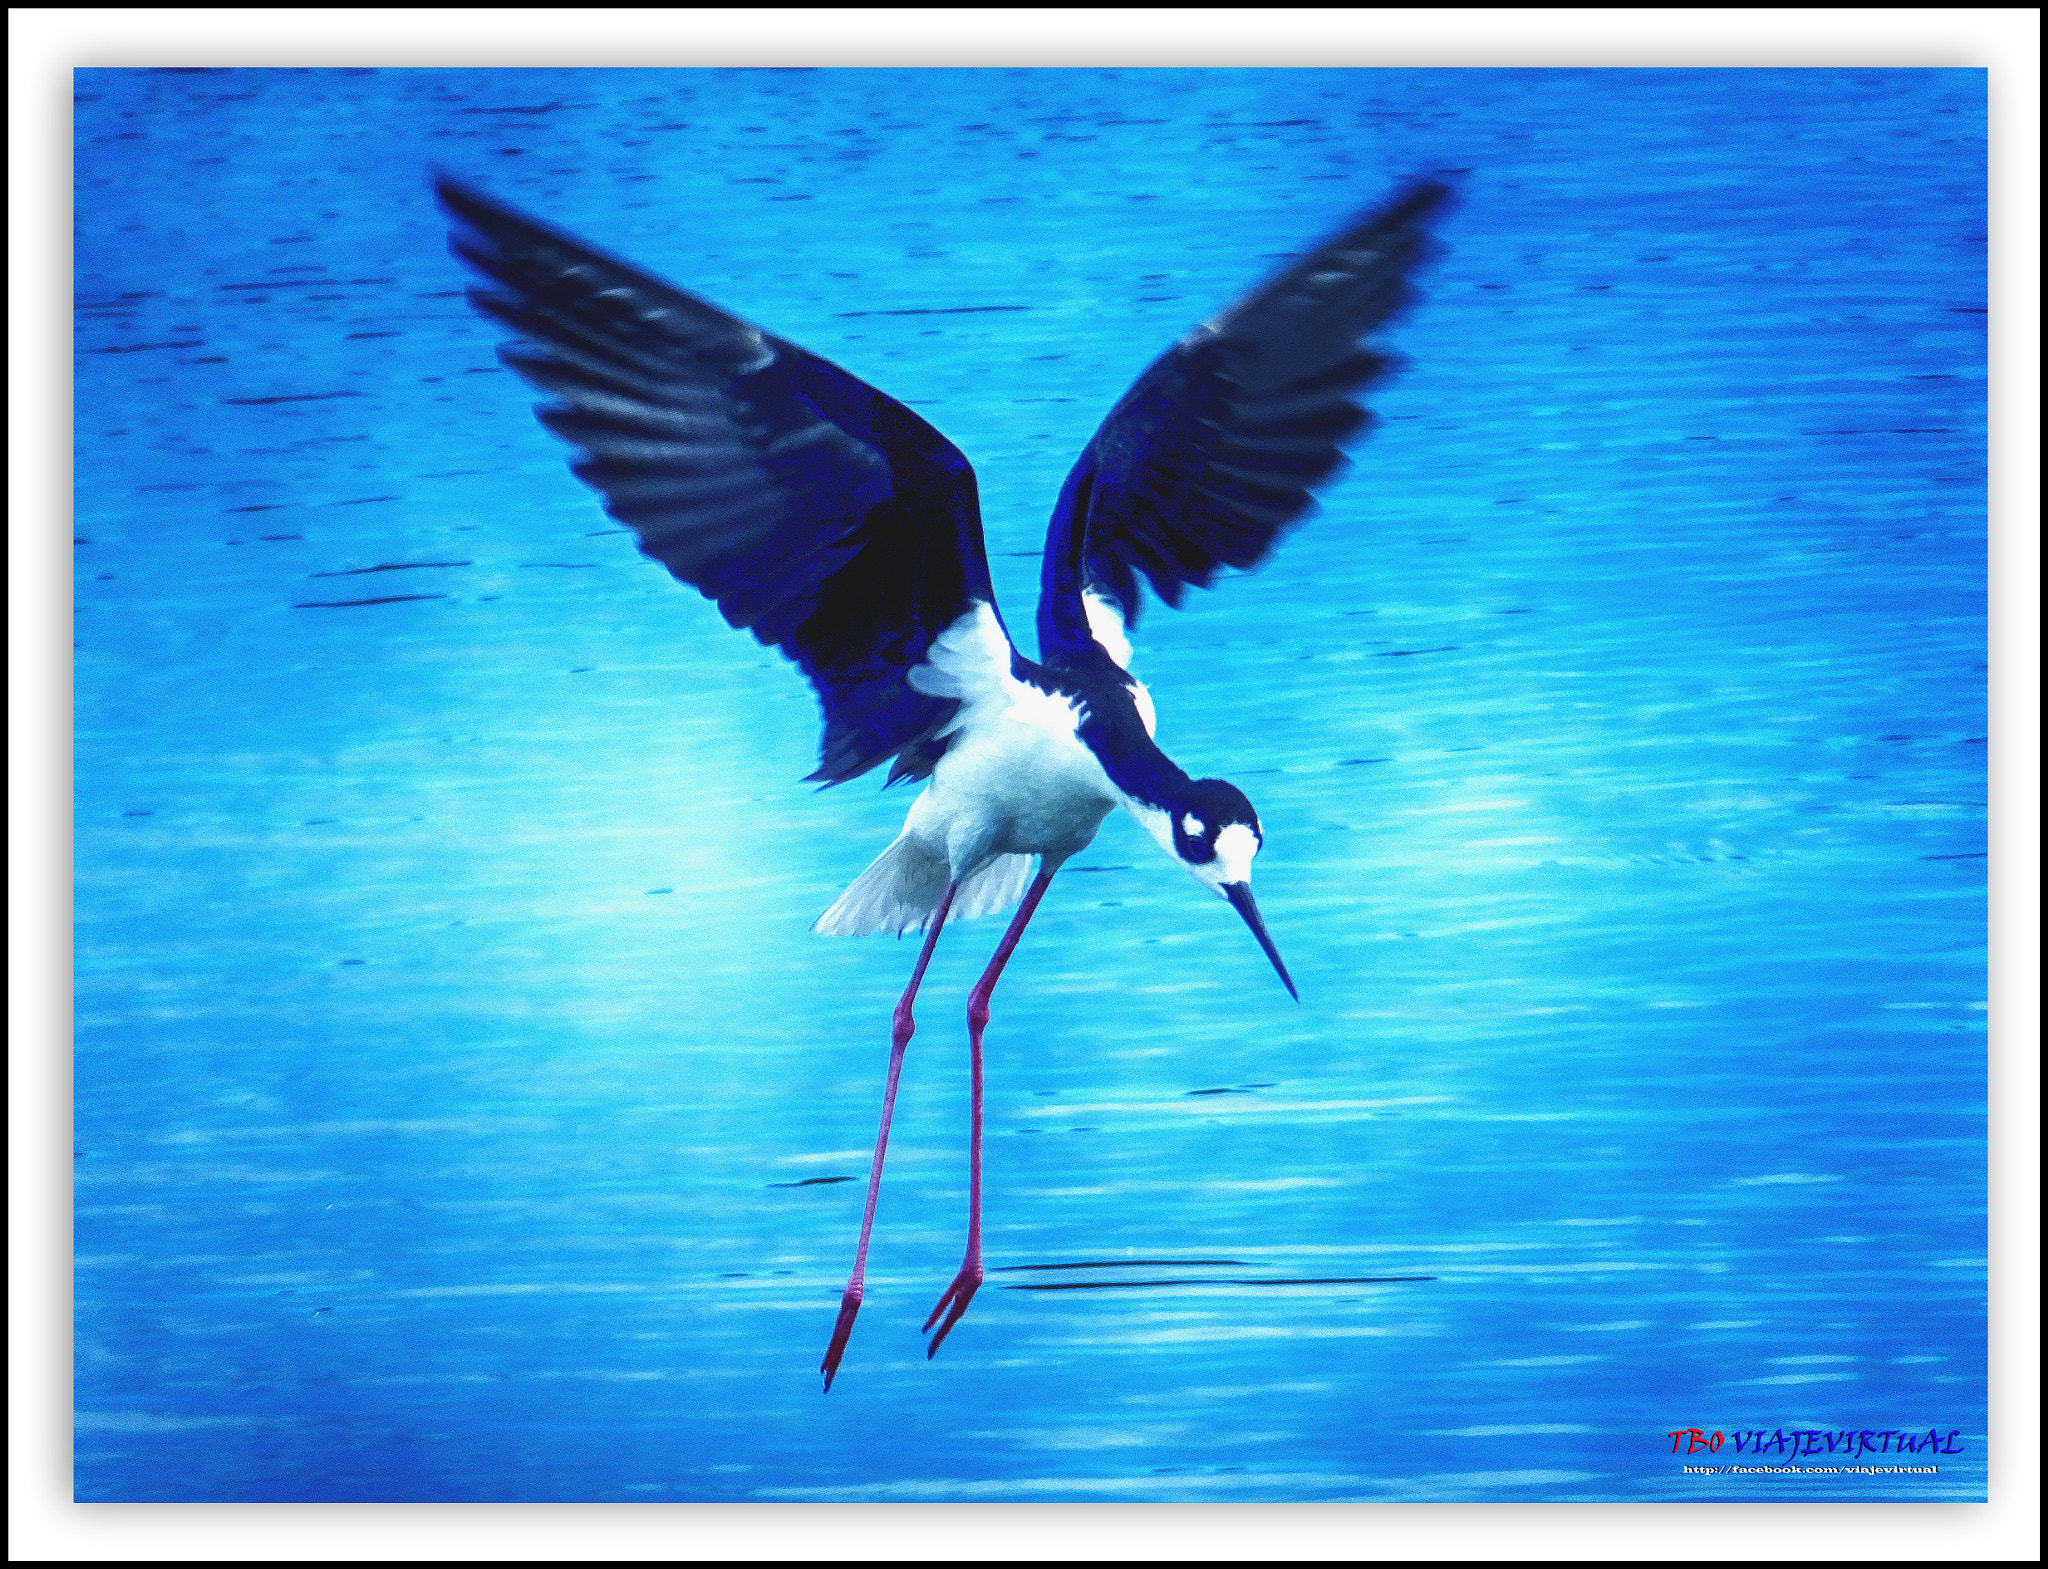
[813, 837, 1035, 937]
[950, 851, 1037, 925]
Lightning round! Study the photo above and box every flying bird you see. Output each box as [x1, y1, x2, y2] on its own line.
[436, 171, 1451, 1388]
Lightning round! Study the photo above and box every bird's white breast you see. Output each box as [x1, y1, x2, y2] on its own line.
[903, 602, 1118, 874]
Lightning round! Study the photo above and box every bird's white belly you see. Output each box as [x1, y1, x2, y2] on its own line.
[905, 702, 1116, 875]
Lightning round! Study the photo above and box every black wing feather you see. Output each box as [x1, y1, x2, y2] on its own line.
[436, 173, 1000, 786]
[1037, 179, 1452, 664]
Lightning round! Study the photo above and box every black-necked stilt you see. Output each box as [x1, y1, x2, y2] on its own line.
[437, 171, 1450, 1388]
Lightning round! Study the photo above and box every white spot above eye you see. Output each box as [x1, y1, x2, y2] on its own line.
[1182, 814, 1204, 838]
[1213, 822, 1259, 885]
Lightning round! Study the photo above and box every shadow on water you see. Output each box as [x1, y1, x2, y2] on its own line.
[992, 1259, 1437, 1290]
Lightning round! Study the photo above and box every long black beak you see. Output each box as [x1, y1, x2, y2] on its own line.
[1223, 883, 1298, 1001]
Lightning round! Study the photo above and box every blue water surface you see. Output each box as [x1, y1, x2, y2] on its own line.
[74, 67, 1986, 1503]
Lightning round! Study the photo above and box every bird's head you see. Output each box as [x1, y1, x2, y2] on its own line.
[1168, 778, 1263, 891]
[1144, 778, 1297, 1000]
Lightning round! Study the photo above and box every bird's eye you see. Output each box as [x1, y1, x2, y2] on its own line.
[1182, 814, 1204, 838]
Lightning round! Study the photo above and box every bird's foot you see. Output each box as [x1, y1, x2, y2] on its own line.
[821, 1284, 863, 1392]
[921, 1260, 983, 1358]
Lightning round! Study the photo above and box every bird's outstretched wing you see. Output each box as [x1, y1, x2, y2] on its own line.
[436, 173, 1001, 787]
[1036, 178, 1453, 667]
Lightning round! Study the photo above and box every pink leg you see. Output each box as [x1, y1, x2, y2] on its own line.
[820, 879, 959, 1392]
[923, 868, 1057, 1358]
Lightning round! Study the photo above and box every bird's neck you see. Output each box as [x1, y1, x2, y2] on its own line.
[1029, 654, 1191, 814]
[1009, 639, 1193, 827]
[1076, 707, 1193, 865]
